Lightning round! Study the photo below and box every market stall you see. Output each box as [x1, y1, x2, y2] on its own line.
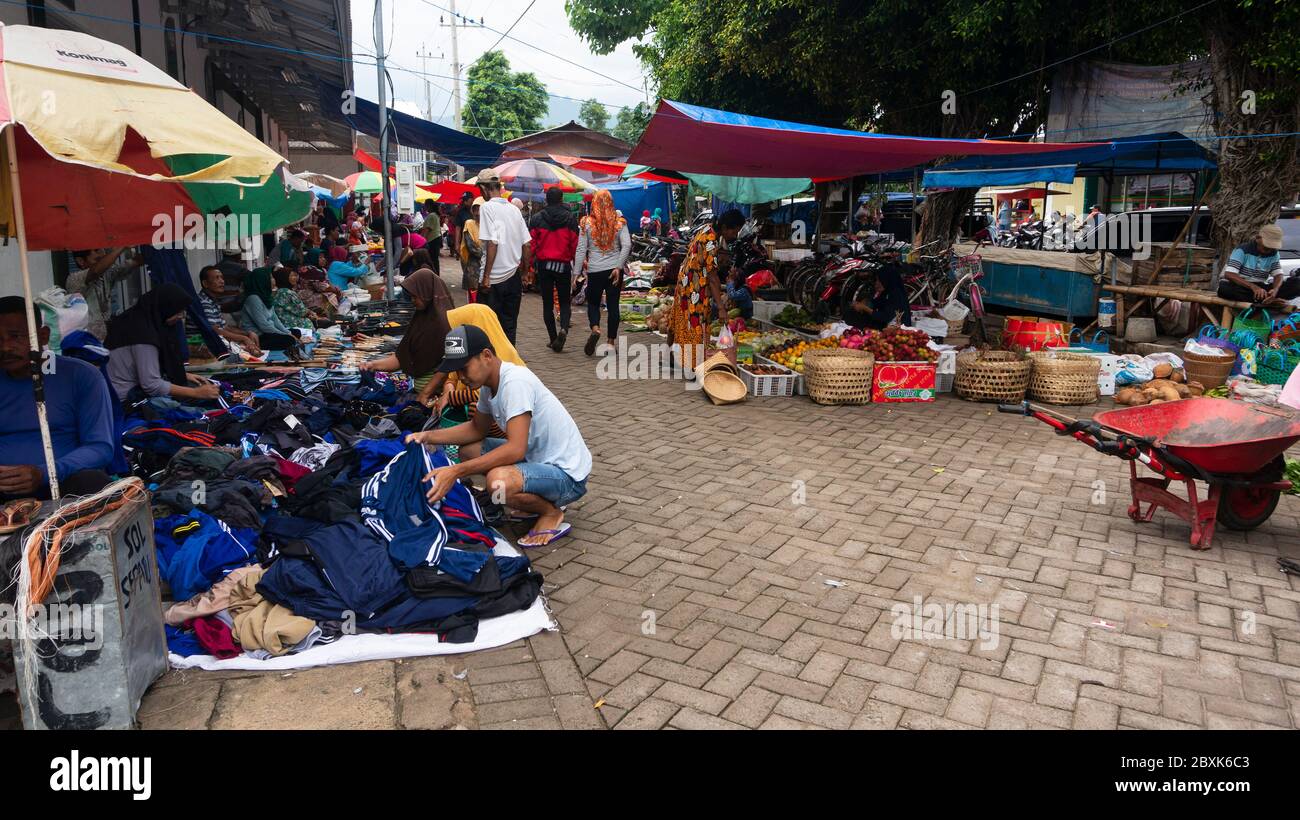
[0, 25, 546, 729]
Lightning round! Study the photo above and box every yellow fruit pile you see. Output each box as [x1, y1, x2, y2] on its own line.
[764, 336, 840, 373]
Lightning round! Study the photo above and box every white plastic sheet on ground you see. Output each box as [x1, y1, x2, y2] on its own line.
[168, 540, 556, 672]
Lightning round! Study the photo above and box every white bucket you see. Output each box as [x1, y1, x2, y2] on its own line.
[1097, 297, 1116, 328]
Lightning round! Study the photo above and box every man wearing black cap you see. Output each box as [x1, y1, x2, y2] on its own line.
[407, 325, 590, 548]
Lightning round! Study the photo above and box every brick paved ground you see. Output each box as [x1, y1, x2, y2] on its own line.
[113, 285, 1298, 729]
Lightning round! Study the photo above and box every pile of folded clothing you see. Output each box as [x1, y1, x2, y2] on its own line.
[119, 365, 541, 663]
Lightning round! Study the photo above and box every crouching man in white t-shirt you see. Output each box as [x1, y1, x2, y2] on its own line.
[407, 325, 592, 548]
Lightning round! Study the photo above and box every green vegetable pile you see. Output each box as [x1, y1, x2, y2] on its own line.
[773, 305, 814, 329]
[1286, 459, 1300, 495]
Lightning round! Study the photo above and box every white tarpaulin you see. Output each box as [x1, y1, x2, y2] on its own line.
[167, 540, 556, 672]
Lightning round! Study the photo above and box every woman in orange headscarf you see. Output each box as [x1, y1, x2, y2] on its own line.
[573, 189, 633, 356]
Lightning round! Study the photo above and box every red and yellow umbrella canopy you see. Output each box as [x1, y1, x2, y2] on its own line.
[0, 23, 310, 251]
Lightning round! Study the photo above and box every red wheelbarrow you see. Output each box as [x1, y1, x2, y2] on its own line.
[1000, 398, 1300, 550]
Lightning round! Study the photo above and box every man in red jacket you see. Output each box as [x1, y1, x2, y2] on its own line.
[528, 187, 580, 352]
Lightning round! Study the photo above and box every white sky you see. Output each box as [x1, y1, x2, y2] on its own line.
[350, 0, 652, 133]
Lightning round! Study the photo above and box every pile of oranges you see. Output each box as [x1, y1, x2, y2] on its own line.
[762, 336, 841, 373]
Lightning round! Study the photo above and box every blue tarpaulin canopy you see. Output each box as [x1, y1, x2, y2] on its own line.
[921, 132, 1215, 188]
[599, 179, 675, 222]
[629, 100, 1106, 178]
[319, 83, 503, 169]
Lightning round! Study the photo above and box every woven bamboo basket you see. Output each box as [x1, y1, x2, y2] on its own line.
[1181, 349, 1235, 390]
[945, 316, 967, 336]
[1028, 351, 1101, 405]
[955, 350, 1032, 402]
[803, 348, 875, 405]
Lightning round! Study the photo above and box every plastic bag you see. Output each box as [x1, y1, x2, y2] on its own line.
[1141, 352, 1184, 370]
[940, 300, 970, 322]
[908, 317, 950, 338]
[1114, 360, 1154, 386]
[1184, 338, 1229, 358]
[1280, 361, 1300, 410]
[716, 324, 734, 349]
[35, 287, 89, 352]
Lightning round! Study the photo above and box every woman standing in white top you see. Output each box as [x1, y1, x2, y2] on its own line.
[573, 190, 632, 356]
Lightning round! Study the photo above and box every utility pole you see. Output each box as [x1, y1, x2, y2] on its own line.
[416, 43, 437, 120]
[375, 1, 395, 297]
[416, 43, 439, 182]
[440, 0, 483, 181]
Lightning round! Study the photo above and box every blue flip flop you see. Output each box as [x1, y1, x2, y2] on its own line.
[520, 522, 572, 548]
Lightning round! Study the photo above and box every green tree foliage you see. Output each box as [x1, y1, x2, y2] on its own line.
[579, 98, 610, 133]
[564, 0, 665, 55]
[568, 0, 1299, 247]
[462, 51, 549, 142]
[612, 102, 652, 145]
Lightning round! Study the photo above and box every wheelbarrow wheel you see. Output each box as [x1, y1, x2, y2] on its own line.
[1217, 485, 1280, 531]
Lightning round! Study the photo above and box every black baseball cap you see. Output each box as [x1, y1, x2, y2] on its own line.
[437, 325, 494, 372]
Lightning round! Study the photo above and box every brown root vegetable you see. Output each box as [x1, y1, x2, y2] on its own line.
[1175, 384, 1192, 399]
[1171, 370, 1185, 383]
[1186, 381, 1205, 396]
[1148, 399, 1165, 404]
[1155, 384, 1182, 402]
[1141, 387, 1161, 401]
[1153, 363, 1173, 379]
[1115, 387, 1138, 405]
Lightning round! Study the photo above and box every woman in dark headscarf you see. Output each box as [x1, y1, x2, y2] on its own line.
[237, 267, 296, 350]
[359, 268, 527, 409]
[844, 263, 912, 330]
[105, 284, 220, 404]
[359, 268, 453, 395]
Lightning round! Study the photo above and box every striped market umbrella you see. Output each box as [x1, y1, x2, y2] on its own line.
[482, 158, 594, 201]
[344, 170, 397, 194]
[0, 22, 311, 498]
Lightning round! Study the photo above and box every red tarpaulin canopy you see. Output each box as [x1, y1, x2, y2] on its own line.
[995, 187, 1072, 201]
[423, 178, 480, 201]
[629, 100, 1109, 179]
[549, 154, 626, 176]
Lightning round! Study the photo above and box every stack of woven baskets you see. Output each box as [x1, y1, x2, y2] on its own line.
[1028, 351, 1101, 405]
[955, 350, 1032, 402]
[804, 348, 875, 405]
[1181, 349, 1236, 389]
[698, 352, 747, 405]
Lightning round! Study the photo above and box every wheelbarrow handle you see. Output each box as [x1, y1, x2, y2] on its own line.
[997, 401, 1031, 415]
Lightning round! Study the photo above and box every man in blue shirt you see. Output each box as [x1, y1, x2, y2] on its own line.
[1217, 224, 1293, 304]
[0, 296, 115, 499]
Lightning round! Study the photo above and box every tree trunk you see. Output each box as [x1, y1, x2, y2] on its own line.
[1205, 25, 1300, 262]
[917, 188, 978, 251]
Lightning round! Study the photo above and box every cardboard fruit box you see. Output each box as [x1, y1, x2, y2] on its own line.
[872, 361, 937, 402]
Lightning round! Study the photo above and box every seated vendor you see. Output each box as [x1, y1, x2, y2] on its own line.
[843, 264, 912, 331]
[360, 268, 524, 406]
[237, 267, 298, 351]
[725, 267, 754, 321]
[1217, 224, 1296, 305]
[187, 265, 262, 356]
[106, 284, 222, 406]
[271, 268, 330, 330]
[0, 296, 115, 499]
[408, 325, 591, 548]
[328, 246, 371, 291]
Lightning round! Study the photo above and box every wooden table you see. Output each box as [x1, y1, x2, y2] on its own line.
[1101, 284, 1251, 338]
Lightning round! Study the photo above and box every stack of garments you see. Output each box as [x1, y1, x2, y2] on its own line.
[120, 362, 542, 661]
